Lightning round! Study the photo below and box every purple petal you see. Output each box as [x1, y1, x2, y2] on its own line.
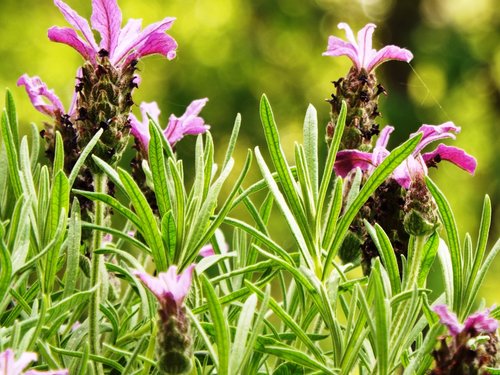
[392, 162, 412, 189]
[129, 113, 150, 150]
[411, 122, 460, 155]
[123, 32, 178, 66]
[356, 23, 376, 69]
[48, 26, 96, 61]
[91, 0, 122, 55]
[53, 0, 98, 56]
[376, 126, 394, 149]
[337, 22, 357, 46]
[199, 245, 215, 258]
[11, 351, 37, 373]
[17, 74, 65, 118]
[422, 144, 477, 175]
[112, 18, 142, 61]
[164, 98, 209, 146]
[133, 270, 166, 301]
[140, 101, 161, 125]
[322, 36, 360, 69]
[0, 349, 16, 373]
[366, 45, 413, 72]
[25, 370, 69, 375]
[464, 308, 498, 334]
[111, 16, 176, 65]
[433, 304, 463, 336]
[334, 150, 373, 177]
[174, 264, 195, 304]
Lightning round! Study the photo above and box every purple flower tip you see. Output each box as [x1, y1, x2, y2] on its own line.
[17, 74, 66, 118]
[323, 22, 413, 72]
[134, 265, 195, 306]
[0, 349, 68, 375]
[48, 0, 177, 67]
[199, 245, 215, 258]
[433, 304, 463, 336]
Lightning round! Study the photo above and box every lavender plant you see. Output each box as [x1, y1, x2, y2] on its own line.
[1, 1, 499, 374]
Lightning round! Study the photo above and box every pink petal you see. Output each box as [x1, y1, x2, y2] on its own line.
[174, 264, 195, 304]
[12, 351, 37, 373]
[199, 245, 215, 258]
[366, 45, 413, 72]
[53, 0, 98, 55]
[123, 32, 178, 66]
[91, 0, 122, 55]
[129, 113, 150, 150]
[0, 349, 16, 373]
[375, 126, 394, 149]
[322, 36, 360, 69]
[411, 122, 460, 155]
[356, 23, 376, 69]
[337, 22, 357, 46]
[164, 99, 209, 146]
[392, 162, 412, 189]
[464, 308, 498, 333]
[111, 16, 176, 65]
[24, 370, 69, 375]
[140, 101, 161, 125]
[433, 304, 463, 336]
[113, 18, 142, 61]
[48, 26, 96, 61]
[133, 270, 166, 301]
[17, 74, 65, 118]
[422, 144, 477, 175]
[334, 150, 373, 177]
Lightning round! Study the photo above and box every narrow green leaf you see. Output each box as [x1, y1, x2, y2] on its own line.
[29, 123, 40, 171]
[118, 168, 166, 271]
[229, 294, 258, 371]
[53, 131, 64, 178]
[371, 261, 389, 375]
[323, 132, 422, 280]
[1, 109, 22, 198]
[91, 154, 126, 194]
[426, 177, 461, 312]
[418, 232, 439, 287]
[321, 177, 343, 250]
[5, 89, 19, 149]
[64, 198, 81, 299]
[0, 223, 12, 305]
[303, 104, 318, 202]
[68, 129, 103, 188]
[222, 113, 241, 170]
[371, 223, 401, 294]
[201, 275, 230, 375]
[161, 212, 176, 264]
[259, 94, 314, 250]
[148, 123, 171, 218]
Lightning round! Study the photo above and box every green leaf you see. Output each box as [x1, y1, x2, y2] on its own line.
[426, 177, 461, 312]
[5, 89, 19, 150]
[259, 94, 314, 251]
[321, 177, 343, 250]
[418, 232, 439, 287]
[148, 123, 171, 218]
[53, 131, 65, 178]
[323, 132, 422, 280]
[63, 198, 81, 299]
[1, 109, 22, 198]
[201, 275, 230, 375]
[222, 114, 241, 170]
[68, 129, 103, 188]
[118, 168, 166, 271]
[371, 261, 389, 375]
[161, 211, 176, 264]
[303, 104, 318, 202]
[229, 293, 258, 372]
[0, 223, 12, 305]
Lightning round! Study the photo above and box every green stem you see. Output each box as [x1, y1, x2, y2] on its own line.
[89, 173, 107, 375]
[405, 235, 427, 290]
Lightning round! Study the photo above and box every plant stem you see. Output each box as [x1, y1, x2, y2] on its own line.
[89, 172, 106, 375]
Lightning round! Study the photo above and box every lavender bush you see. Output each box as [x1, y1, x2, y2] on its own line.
[1, 1, 499, 374]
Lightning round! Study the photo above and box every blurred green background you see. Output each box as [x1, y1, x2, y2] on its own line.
[1, 0, 499, 302]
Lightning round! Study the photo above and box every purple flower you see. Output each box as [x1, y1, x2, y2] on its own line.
[0, 349, 68, 375]
[433, 304, 498, 336]
[17, 75, 68, 119]
[334, 122, 477, 189]
[323, 23, 413, 72]
[130, 99, 210, 151]
[134, 265, 195, 307]
[199, 244, 215, 258]
[47, 0, 177, 67]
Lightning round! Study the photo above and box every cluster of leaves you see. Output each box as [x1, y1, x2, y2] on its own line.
[0, 88, 499, 374]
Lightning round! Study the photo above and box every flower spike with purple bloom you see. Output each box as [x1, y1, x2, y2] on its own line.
[334, 122, 477, 189]
[48, 0, 177, 67]
[134, 265, 195, 374]
[130, 99, 210, 153]
[323, 23, 413, 73]
[0, 349, 68, 375]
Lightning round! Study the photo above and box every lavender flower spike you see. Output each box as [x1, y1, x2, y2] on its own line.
[48, 0, 177, 67]
[130, 99, 210, 152]
[134, 265, 195, 307]
[0, 349, 68, 375]
[323, 23, 413, 72]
